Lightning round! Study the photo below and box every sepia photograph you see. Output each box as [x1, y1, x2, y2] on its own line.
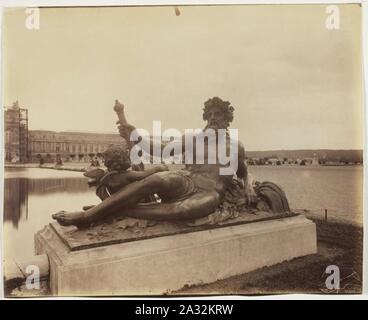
[1, 2, 365, 299]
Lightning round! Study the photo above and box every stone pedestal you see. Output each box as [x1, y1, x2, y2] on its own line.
[35, 214, 317, 296]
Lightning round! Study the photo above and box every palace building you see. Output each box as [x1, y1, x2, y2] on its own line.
[28, 130, 124, 163]
[4, 101, 125, 163]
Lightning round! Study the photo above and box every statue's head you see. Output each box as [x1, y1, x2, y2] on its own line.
[202, 97, 234, 130]
[103, 144, 131, 172]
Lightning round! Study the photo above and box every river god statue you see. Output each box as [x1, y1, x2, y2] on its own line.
[52, 97, 290, 228]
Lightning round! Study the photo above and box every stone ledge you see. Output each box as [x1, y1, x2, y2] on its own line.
[50, 210, 298, 251]
[35, 215, 317, 296]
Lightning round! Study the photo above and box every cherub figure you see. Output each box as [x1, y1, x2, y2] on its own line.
[84, 144, 167, 201]
[54, 144, 168, 225]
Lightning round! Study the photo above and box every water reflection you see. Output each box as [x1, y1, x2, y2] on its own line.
[21, 177, 88, 195]
[3, 168, 98, 261]
[4, 178, 29, 228]
[4, 169, 91, 228]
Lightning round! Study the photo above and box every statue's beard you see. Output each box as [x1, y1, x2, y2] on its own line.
[204, 120, 228, 131]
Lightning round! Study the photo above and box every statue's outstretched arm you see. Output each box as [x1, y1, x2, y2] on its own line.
[115, 100, 184, 157]
[125, 165, 169, 182]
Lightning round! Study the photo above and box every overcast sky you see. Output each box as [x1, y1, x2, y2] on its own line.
[3, 5, 363, 150]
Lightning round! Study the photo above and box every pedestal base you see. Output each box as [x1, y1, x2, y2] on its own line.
[35, 215, 317, 296]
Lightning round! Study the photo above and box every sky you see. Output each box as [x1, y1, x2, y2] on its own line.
[2, 4, 363, 151]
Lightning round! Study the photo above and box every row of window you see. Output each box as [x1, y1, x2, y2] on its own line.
[31, 134, 120, 142]
[30, 142, 111, 153]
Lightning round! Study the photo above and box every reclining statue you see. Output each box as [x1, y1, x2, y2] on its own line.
[52, 97, 290, 228]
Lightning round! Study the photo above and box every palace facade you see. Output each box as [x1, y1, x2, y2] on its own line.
[4, 102, 126, 163]
[28, 130, 124, 163]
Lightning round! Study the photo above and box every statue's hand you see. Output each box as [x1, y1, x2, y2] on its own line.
[113, 99, 124, 113]
[118, 123, 136, 139]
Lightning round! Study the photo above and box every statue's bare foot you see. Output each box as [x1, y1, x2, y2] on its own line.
[52, 211, 90, 228]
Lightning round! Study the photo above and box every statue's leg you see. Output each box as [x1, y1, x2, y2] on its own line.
[52, 172, 197, 226]
[119, 190, 221, 221]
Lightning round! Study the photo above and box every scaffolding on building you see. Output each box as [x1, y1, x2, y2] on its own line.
[4, 102, 29, 163]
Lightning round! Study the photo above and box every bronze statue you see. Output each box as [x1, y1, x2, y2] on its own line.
[52, 97, 289, 228]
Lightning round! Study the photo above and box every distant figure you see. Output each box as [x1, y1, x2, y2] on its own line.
[11, 153, 19, 163]
[56, 156, 63, 166]
[39, 157, 44, 165]
[90, 157, 100, 167]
